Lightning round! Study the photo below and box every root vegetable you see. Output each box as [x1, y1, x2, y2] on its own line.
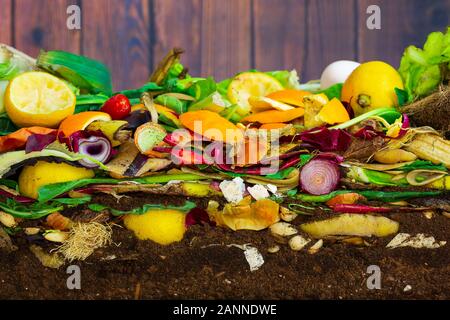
[29, 245, 64, 269]
[269, 222, 298, 237]
[280, 207, 297, 222]
[0, 211, 16, 228]
[55, 222, 112, 261]
[44, 230, 69, 243]
[373, 149, 417, 164]
[267, 245, 280, 253]
[308, 239, 323, 254]
[24, 227, 40, 236]
[289, 235, 311, 251]
[300, 214, 399, 238]
[46, 212, 73, 231]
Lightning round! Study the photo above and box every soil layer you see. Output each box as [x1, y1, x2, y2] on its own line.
[0, 194, 449, 300]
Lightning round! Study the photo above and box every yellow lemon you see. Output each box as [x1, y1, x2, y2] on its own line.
[341, 61, 404, 116]
[227, 72, 284, 115]
[124, 209, 187, 245]
[5, 71, 76, 128]
[19, 161, 94, 199]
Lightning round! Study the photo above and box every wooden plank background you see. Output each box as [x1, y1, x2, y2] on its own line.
[0, 0, 449, 91]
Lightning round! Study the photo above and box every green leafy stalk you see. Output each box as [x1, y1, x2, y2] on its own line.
[88, 201, 196, 216]
[37, 173, 209, 202]
[293, 190, 442, 203]
[331, 108, 401, 130]
[0, 196, 92, 219]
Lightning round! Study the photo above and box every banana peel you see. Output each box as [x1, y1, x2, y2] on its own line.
[427, 175, 450, 190]
[82, 181, 221, 198]
[87, 120, 131, 147]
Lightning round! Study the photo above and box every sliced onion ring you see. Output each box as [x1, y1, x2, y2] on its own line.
[300, 159, 340, 195]
[71, 131, 112, 168]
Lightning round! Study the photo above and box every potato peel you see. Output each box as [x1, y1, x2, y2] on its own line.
[300, 214, 399, 238]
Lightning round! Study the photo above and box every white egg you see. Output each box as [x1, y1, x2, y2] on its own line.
[320, 60, 360, 89]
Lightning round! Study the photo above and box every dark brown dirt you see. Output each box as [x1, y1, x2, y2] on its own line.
[0, 193, 449, 300]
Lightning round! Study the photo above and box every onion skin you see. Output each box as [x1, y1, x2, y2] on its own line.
[300, 159, 340, 195]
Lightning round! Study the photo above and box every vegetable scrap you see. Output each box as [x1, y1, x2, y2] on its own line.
[0, 29, 449, 269]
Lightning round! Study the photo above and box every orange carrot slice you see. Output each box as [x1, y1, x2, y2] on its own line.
[242, 108, 305, 124]
[317, 98, 350, 125]
[179, 110, 243, 144]
[326, 193, 365, 206]
[266, 89, 310, 107]
[0, 127, 56, 153]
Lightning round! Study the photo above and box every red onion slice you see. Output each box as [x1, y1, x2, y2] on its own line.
[300, 159, 340, 195]
[71, 132, 112, 168]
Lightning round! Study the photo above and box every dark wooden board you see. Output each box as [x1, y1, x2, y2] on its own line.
[200, 0, 252, 80]
[303, 0, 357, 81]
[14, 0, 81, 58]
[2, 0, 449, 86]
[0, 0, 12, 45]
[82, 0, 151, 91]
[358, 0, 450, 67]
[153, 0, 202, 77]
[253, 0, 307, 77]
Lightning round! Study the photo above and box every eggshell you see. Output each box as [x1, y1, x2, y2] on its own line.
[320, 60, 360, 89]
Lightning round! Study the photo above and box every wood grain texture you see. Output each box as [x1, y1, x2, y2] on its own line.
[0, 0, 12, 44]
[358, 0, 450, 67]
[153, 0, 202, 76]
[304, 0, 357, 81]
[253, 0, 306, 77]
[200, 0, 252, 80]
[14, 0, 81, 57]
[82, 0, 151, 91]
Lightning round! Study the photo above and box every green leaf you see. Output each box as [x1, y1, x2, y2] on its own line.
[187, 77, 217, 101]
[264, 167, 295, 180]
[118, 82, 163, 99]
[317, 83, 343, 100]
[0, 178, 18, 190]
[0, 199, 64, 219]
[52, 196, 92, 206]
[265, 70, 301, 89]
[286, 188, 298, 197]
[88, 201, 196, 216]
[399, 160, 447, 172]
[154, 94, 186, 114]
[37, 50, 113, 96]
[0, 113, 18, 136]
[395, 87, 408, 107]
[37, 178, 118, 202]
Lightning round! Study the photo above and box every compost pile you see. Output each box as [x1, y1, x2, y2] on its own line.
[0, 28, 449, 299]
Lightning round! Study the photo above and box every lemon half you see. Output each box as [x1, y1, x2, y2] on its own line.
[5, 71, 76, 128]
[227, 72, 284, 115]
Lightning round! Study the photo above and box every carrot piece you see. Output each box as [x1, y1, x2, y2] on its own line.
[242, 108, 305, 124]
[0, 127, 56, 153]
[326, 192, 365, 206]
[179, 110, 243, 144]
[266, 89, 310, 107]
[317, 98, 350, 125]
[259, 123, 288, 130]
